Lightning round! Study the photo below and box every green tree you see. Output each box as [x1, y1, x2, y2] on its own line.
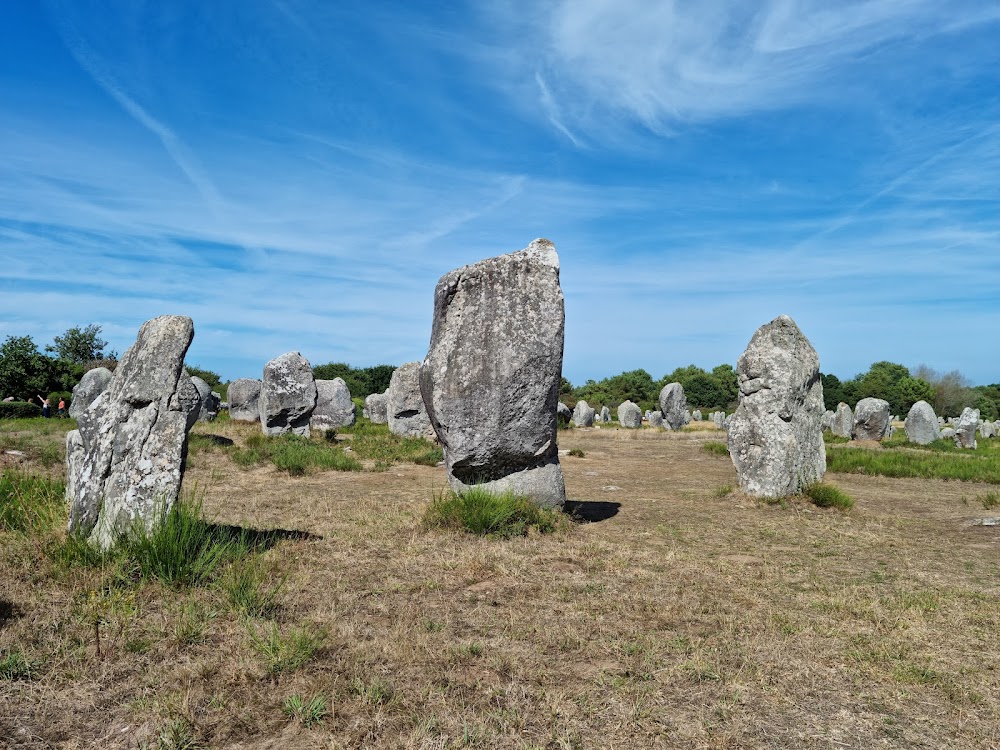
[820, 373, 845, 410]
[710, 364, 739, 407]
[312, 362, 398, 398]
[0, 336, 56, 401]
[46, 324, 110, 365]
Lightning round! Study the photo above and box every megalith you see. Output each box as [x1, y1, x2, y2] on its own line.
[388, 362, 433, 438]
[228, 379, 262, 422]
[259, 352, 317, 436]
[66, 316, 195, 550]
[420, 239, 566, 508]
[600, 406, 611, 424]
[363, 392, 388, 424]
[659, 383, 690, 431]
[954, 407, 979, 449]
[904, 400, 940, 445]
[649, 412, 664, 428]
[189, 375, 219, 422]
[618, 400, 642, 428]
[572, 400, 595, 427]
[830, 403, 853, 438]
[852, 398, 891, 441]
[726, 315, 826, 498]
[557, 401, 572, 425]
[312, 378, 356, 431]
[69, 367, 113, 419]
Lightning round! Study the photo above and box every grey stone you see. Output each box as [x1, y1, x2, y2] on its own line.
[600, 406, 611, 424]
[312, 378, 356, 431]
[66, 316, 195, 550]
[830, 403, 853, 438]
[419, 239, 565, 508]
[176, 375, 202, 432]
[820, 410, 834, 431]
[659, 383, 690, 431]
[954, 407, 979, 449]
[648, 412, 664, 428]
[852, 398, 891, 441]
[228, 379, 262, 422]
[727, 315, 825, 498]
[692, 409, 703, 422]
[904, 400, 940, 445]
[557, 401, 572, 425]
[618, 400, 642, 428]
[940, 427, 956, 439]
[572, 400, 595, 427]
[259, 352, 317, 436]
[979, 421, 994, 439]
[388, 362, 433, 438]
[363, 392, 388, 424]
[188, 375, 219, 422]
[69, 367, 113, 419]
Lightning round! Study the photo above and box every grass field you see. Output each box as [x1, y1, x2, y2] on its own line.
[2, 419, 999, 748]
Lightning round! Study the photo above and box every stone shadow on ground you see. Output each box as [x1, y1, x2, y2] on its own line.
[0, 599, 25, 630]
[564, 500, 621, 523]
[193, 434, 235, 447]
[204, 521, 322, 549]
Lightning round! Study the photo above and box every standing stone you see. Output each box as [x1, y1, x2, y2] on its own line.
[600, 406, 611, 424]
[830, 403, 853, 438]
[649, 412, 664, 428]
[904, 401, 940, 445]
[259, 352, 317, 437]
[618, 400, 642, 428]
[727, 315, 825, 498]
[820, 410, 834, 431]
[420, 239, 565, 508]
[954, 407, 979, 449]
[69, 367, 113, 419]
[979, 421, 995, 439]
[692, 409, 703, 422]
[312, 378, 356, 431]
[188, 375, 219, 422]
[228, 379, 262, 422]
[940, 427, 956, 439]
[363, 392, 388, 424]
[572, 400, 595, 427]
[388, 362, 433, 438]
[659, 383, 690, 431]
[557, 401, 572, 425]
[852, 398, 891, 441]
[66, 316, 195, 550]
[176, 375, 202, 432]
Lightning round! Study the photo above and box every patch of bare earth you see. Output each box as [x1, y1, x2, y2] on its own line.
[2, 423, 999, 749]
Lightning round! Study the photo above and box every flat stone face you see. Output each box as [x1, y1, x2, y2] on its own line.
[852, 398, 891, 441]
[618, 400, 642, 428]
[228, 379, 262, 422]
[904, 400, 940, 445]
[954, 407, 979, 449]
[388, 362, 433, 438]
[419, 239, 565, 508]
[69, 367, 113, 419]
[312, 378, 356, 431]
[830, 403, 853, 438]
[363, 392, 388, 424]
[259, 352, 317, 436]
[66, 315, 195, 550]
[572, 399, 595, 427]
[659, 383, 690, 431]
[727, 315, 826, 498]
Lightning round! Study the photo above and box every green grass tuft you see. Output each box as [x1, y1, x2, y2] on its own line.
[422, 487, 567, 538]
[803, 482, 854, 510]
[0, 650, 39, 681]
[246, 621, 326, 674]
[221, 557, 285, 618]
[283, 693, 328, 727]
[0, 470, 64, 533]
[568, 448, 585, 458]
[702, 441, 730, 457]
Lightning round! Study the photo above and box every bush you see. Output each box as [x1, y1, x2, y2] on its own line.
[47, 391, 72, 412]
[804, 483, 854, 510]
[0, 401, 41, 419]
[0, 470, 64, 533]
[422, 487, 567, 538]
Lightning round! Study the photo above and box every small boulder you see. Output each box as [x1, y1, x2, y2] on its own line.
[904, 401, 940, 445]
[618, 400, 642, 428]
[312, 378, 356, 431]
[363, 392, 388, 424]
[692, 409, 703, 422]
[648, 412, 664, 428]
[852, 398, 891, 441]
[228, 379, 262, 422]
[188, 375, 219, 422]
[557, 401, 572, 425]
[600, 406, 611, 424]
[259, 352, 317, 436]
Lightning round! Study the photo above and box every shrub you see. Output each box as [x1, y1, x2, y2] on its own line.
[0, 470, 64, 533]
[702, 441, 730, 457]
[422, 487, 567, 538]
[0, 401, 41, 419]
[803, 483, 854, 510]
[568, 448, 585, 458]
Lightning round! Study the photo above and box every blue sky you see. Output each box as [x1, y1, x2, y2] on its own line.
[2, 1, 998, 386]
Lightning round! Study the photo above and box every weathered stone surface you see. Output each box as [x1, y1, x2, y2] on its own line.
[69, 367, 113, 419]
[573, 400, 595, 427]
[659, 383, 690, 431]
[830, 402, 853, 438]
[600, 406, 611, 424]
[312, 378, 356, 431]
[852, 398, 891, 441]
[904, 400, 940, 445]
[259, 352, 317, 436]
[363, 392, 388, 424]
[188, 375, 219, 422]
[66, 316, 195, 550]
[954, 407, 979, 449]
[980, 421, 995, 439]
[727, 315, 825, 498]
[692, 409, 703, 422]
[820, 410, 834, 431]
[618, 400, 642, 428]
[388, 362, 433, 438]
[419, 239, 565, 508]
[649, 412, 664, 428]
[940, 427, 956, 439]
[228, 379, 262, 422]
[557, 401, 572, 425]
[176, 375, 202, 432]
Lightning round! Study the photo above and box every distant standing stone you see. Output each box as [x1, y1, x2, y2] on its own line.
[600, 406, 611, 424]
[692, 409, 703, 422]
[830, 403, 853, 438]
[312, 378, 356, 431]
[259, 352, 317, 436]
[557, 401, 572, 425]
[69, 367, 113, 419]
[419, 239, 565, 508]
[363, 392, 388, 424]
[727, 315, 826, 498]
[852, 398, 891, 441]
[980, 421, 995, 439]
[940, 427, 956, 440]
[388, 362, 433, 438]
[649, 412, 664, 428]
[618, 400, 642, 428]
[954, 407, 979, 449]
[659, 383, 690, 431]
[573, 399, 595, 427]
[66, 316, 195, 550]
[904, 400, 940, 445]
[228, 379, 262, 422]
[820, 410, 834, 431]
[189, 375, 219, 422]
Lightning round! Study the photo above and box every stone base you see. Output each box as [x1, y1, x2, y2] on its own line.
[447, 459, 566, 510]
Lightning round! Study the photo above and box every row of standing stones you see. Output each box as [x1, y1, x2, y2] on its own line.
[822, 399, 998, 450]
[62, 240, 997, 549]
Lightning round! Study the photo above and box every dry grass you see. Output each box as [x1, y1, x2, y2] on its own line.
[1, 421, 999, 748]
